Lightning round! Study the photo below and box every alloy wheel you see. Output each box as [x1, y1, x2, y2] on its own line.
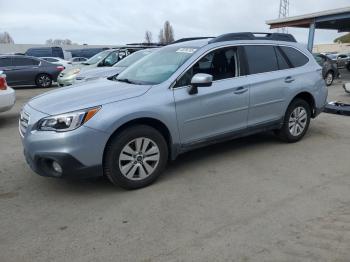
[118, 137, 160, 181]
[288, 107, 307, 137]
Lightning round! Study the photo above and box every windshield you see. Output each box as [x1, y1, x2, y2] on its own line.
[116, 47, 197, 85]
[114, 50, 153, 68]
[84, 50, 111, 65]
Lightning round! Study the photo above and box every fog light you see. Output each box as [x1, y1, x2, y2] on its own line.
[52, 161, 63, 174]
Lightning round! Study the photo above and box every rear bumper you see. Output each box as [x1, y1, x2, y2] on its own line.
[57, 75, 75, 87]
[0, 87, 15, 112]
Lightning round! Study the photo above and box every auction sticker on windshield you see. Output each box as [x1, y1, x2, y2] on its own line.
[176, 48, 197, 54]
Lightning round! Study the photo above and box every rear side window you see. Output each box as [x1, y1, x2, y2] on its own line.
[244, 45, 278, 74]
[279, 46, 309, 67]
[0, 57, 12, 67]
[12, 57, 38, 66]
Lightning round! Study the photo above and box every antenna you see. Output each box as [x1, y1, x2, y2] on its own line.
[278, 0, 290, 33]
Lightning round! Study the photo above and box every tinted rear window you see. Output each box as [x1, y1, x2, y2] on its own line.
[244, 45, 278, 74]
[12, 57, 38, 66]
[275, 47, 291, 70]
[280, 46, 309, 67]
[26, 48, 52, 57]
[0, 57, 12, 67]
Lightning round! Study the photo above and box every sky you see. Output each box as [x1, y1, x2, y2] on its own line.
[0, 0, 349, 45]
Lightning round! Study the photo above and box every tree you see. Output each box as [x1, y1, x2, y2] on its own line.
[144, 31, 153, 44]
[158, 29, 165, 44]
[158, 21, 174, 44]
[0, 32, 15, 44]
[334, 33, 350, 43]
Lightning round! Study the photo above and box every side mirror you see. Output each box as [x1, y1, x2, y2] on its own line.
[188, 73, 213, 95]
[98, 61, 104, 67]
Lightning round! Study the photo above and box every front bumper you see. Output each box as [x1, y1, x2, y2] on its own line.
[0, 87, 15, 112]
[24, 150, 102, 179]
[20, 105, 109, 179]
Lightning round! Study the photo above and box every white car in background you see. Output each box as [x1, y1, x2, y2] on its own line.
[41, 57, 72, 69]
[0, 71, 15, 113]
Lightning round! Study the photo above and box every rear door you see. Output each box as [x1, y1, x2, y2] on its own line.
[11, 57, 40, 85]
[243, 45, 287, 126]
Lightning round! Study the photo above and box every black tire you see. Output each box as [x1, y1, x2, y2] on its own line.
[275, 99, 311, 143]
[347, 63, 350, 72]
[325, 71, 334, 86]
[103, 125, 168, 190]
[35, 73, 52, 88]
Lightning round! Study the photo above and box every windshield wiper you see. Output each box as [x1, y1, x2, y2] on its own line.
[116, 78, 135, 84]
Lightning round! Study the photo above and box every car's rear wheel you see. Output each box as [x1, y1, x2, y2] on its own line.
[325, 71, 334, 86]
[275, 99, 311, 143]
[35, 74, 52, 88]
[104, 125, 168, 190]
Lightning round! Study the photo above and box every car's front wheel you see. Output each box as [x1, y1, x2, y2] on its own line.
[275, 99, 311, 143]
[35, 74, 52, 88]
[104, 125, 168, 189]
[325, 71, 334, 86]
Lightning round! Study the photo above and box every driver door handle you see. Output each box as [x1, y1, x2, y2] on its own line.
[234, 86, 248, 95]
[285, 76, 295, 83]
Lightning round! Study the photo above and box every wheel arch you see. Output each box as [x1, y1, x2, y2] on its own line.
[103, 117, 175, 162]
[289, 91, 316, 118]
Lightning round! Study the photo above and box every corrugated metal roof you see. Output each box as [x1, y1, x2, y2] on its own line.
[266, 6, 350, 25]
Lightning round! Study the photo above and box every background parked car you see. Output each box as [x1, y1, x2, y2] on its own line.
[0, 55, 64, 88]
[0, 71, 15, 113]
[326, 53, 350, 69]
[25, 47, 72, 60]
[67, 48, 110, 59]
[71, 57, 87, 64]
[74, 49, 157, 84]
[313, 53, 339, 86]
[58, 49, 124, 86]
[41, 57, 72, 69]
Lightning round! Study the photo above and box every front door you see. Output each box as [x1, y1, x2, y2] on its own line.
[173, 46, 249, 145]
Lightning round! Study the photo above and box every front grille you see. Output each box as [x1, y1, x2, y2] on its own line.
[19, 110, 30, 137]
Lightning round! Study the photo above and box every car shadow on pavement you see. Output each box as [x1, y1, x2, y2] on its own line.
[38, 132, 281, 195]
[0, 112, 20, 128]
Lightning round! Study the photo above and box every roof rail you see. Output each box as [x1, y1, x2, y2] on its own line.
[171, 37, 215, 44]
[208, 32, 297, 43]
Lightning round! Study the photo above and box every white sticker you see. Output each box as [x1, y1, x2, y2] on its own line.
[176, 48, 197, 54]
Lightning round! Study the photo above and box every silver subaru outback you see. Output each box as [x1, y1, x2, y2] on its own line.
[20, 32, 328, 189]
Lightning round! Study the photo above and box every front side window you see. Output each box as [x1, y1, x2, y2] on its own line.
[175, 47, 239, 87]
[280, 46, 309, 68]
[116, 47, 197, 85]
[244, 45, 278, 74]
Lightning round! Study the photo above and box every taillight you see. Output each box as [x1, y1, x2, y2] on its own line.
[0, 76, 7, 90]
[57, 66, 65, 71]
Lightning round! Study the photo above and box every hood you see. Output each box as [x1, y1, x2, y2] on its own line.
[28, 79, 152, 115]
[77, 66, 125, 79]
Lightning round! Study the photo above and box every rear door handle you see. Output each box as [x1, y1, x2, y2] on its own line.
[234, 86, 248, 95]
[285, 76, 295, 83]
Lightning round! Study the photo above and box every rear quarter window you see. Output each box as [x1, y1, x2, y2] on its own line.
[280, 46, 309, 67]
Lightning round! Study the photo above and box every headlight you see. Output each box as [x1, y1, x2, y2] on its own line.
[38, 107, 100, 132]
[69, 68, 81, 75]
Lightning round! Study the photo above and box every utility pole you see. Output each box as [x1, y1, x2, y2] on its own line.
[278, 0, 290, 33]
